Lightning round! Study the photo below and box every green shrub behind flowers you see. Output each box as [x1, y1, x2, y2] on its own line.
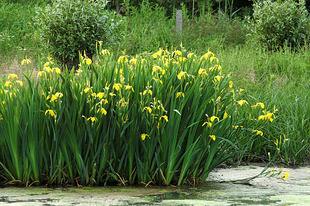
[0, 48, 275, 186]
[35, 0, 120, 68]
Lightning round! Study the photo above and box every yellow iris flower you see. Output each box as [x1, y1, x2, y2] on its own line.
[101, 49, 110, 56]
[98, 108, 107, 116]
[237, 100, 248, 106]
[209, 135, 217, 141]
[129, 58, 137, 65]
[84, 58, 92, 65]
[45, 109, 56, 119]
[8, 73, 18, 80]
[125, 85, 134, 92]
[142, 89, 153, 96]
[117, 55, 128, 64]
[213, 75, 223, 83]
[47, 92, 63, 103]
[177, 71, 187, 80]
[160, 115, 169, 122]
[210, 116, 219, 122]
[140, 133, 150, 141]
[38, 71, 46, 77]
[198, 68, 207, 76]
[223, 111, 229, 119]
[229, 80, 234, 89]
[4, 81, 13, 88]
[281, 171, 289, 180]
[143, 107, 152, 114]
[253, 129, 264, 136]
[176, 92, 185, 99]
[152, 49, 163, 59]
[113, 83, 122, 92]
[258, 112, 274, 122]
[201, 51, 214, 61]
[21, 58, 31, 65]
[251, 102, 265, 109]
[83, 87, 92, 94]
[96, 92, 105, 99]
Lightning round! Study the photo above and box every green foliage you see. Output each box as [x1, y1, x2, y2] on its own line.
[0, 49, 271, 186]
[181, 15, 247, 51]
[116, 1, 174, 54]
[0, 2, 43, 63]
[108, 0, 252, 17]
[0, 0, 46, 3]
[115, 3, 247, 55]
[0, 1, 247, 65]
[1, 0, 310, 171]
[219, 45, 310, 164]
[250, 0, 310, 50]
[35, 0, 120, 67]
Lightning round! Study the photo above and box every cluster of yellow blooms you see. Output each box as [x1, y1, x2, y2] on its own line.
[4, 74, 23, 89]
[21, 58, 31, 66]
[82, 86, 112, 122]
[232, 98, 275, 136]
[237, 99, 248, 106]
[258, 112, 274, 122]
[0, 74, 24, 101]
[0, 48, 275, 144]
[37, 58, 62, 78]
[47, 92, 63, 103]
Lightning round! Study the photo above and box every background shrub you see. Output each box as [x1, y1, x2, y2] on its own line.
[36, 0, 120, 67]
[250, 0, 310, 50]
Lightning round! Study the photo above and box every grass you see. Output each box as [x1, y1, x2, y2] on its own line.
[0, 0, 309, 183]
[0, 1, 45, 66]
[116, 3, 247, 55]
[219, 46, 310, 164]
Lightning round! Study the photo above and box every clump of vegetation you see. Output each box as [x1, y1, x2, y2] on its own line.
[1, 0, 309, 176]
[0, 49, 274, 186]
[250, 0, 310, 50]
[36, 0, 120, 67]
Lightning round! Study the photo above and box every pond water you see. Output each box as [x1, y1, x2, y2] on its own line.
[0, 166, 309, 205]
